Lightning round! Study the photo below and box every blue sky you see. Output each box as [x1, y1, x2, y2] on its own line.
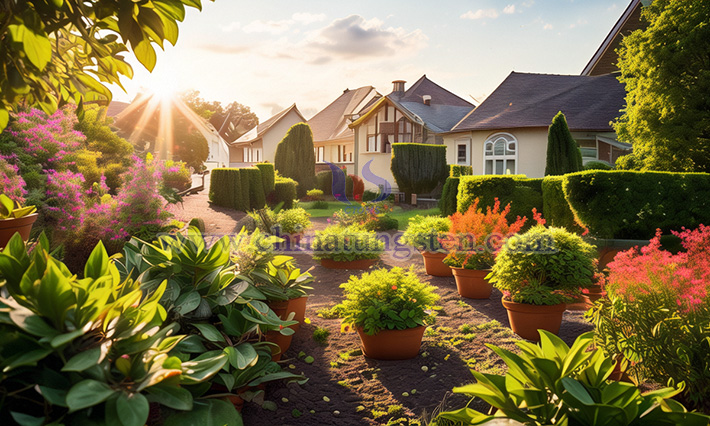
[112, 0, 629, 121]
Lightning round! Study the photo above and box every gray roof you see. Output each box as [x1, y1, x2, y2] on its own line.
[452, 72, 626, 132]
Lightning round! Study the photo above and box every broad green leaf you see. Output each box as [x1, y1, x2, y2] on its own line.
[0, 108, 8, 131]
[225, 344, 258, 370]
[174, 291, 201, 315]
[145, 384, 193, 410]
[561, 377, 595, 405]
[39, 385, 68, 407]
[8, 24, 52, 71]
[192, 323, 224, 343]
[84, 241, 109, 279]
[4, 348, 53, 370]
[9, 308, 58, 337]
[116, 392, 149, 426]
[51, 328, 86, 348]
[10, 412, 44, 426]
[66, 379, 115, 412]
[62, 347, 102, 372]
[163, 399, 243, 426]
[133, 39, 157, 72]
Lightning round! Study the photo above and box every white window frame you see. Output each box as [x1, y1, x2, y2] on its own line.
[483, 132, 518, 175]
[367, 135, 380, 153]
[456, 138, 471, 165]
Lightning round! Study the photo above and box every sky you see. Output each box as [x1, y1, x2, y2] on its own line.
[110, 0, 629, 122]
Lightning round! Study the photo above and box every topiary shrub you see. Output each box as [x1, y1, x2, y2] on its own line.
[238, 168, 251, 211]
[274, 122, 316, 198]
[209, 168, 241, 209]
[188, 217, 205, 233]
[584, 160, 613, 170]
[541, 176, 584, 233]
[457, 175, 543, 224]
[255, 162, 276, 194]
[449, 164, 473, 177]
[438, 177, 460, 216]
[243, 167, 266, 209]
[272, 177, 298, 209]
[316, 170, 332, 195]
[391, 143, 448, 201]
[545, 111, 583, 176]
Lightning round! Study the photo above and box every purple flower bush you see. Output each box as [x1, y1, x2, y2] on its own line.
[0, 157, 27, 203]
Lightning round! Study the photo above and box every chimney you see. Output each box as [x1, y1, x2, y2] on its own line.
[422, 95, 431, 106]
[392, 80, 406, 93]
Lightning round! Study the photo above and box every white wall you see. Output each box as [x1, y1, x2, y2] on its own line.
[261, 110, 306, 163]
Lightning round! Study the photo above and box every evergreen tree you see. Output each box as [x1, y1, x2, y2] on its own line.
[274, 123, 316, 196]
[545, 111, 583, 176]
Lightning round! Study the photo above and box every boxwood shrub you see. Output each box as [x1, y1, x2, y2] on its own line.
[209, 168, 241, 209]
[438, 177, 460, 217]
[238, 168, 251, 211]
[272, 177, 298, 209]
[316, 169, 353, 198]
[255, 162, 276, 194]
[449, 164, 473, 177]
[242, 167, 266, 209]
[456, 175, 542, 223]
[541, 176, 584, 233]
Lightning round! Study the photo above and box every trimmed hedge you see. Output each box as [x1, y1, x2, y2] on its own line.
[273, 177, 298, 209]
[438, 177, 460, 216]
[457, 175, 543, 223]
[316, 169, 354, 198]
[542, 176, 584, 232]
[450, 164, 473, 177]
[209, 168, 241, 209]
[563, 170, 710, 239]
[391, 143, 448, 197]
[238, 168, 251, 211]
[243, 167, 266, 209]
[255, 162, 275, 194]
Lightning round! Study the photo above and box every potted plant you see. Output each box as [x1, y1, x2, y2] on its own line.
[0, 194, 37, 248]
[337, 267, 439, 360]
[312, 224, 384, 269]
[402, 215, 452, 276]
[488, 225, 597, 341]
[440, 199, 526, 299]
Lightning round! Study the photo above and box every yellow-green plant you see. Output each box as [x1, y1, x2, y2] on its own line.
[0, 193, 35, 219]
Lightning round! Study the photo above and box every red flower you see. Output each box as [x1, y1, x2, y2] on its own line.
[279, 324, 284, 330]
[391, 285, 398, 290]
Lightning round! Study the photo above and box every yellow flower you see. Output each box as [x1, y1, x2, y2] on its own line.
[340, 322, 355, 334]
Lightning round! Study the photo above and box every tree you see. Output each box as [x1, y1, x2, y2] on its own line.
[181, 90, 258, 142]
[545, 112, 583, 176]
[173, 128, 209, 171]
[614, 0, 710, 172]
[0, 0, 208, 131]
[274, 123, 315, 196]
[390, 143, 448, 203]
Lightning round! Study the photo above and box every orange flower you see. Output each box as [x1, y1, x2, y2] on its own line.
[391, 285, 398, 290]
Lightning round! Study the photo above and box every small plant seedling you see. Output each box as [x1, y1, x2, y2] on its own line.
[476, 320, 502, 331]
[388, 405, 403, 416]
[329, 361, 341, 368]
[458, 323, 474, 334]
[262, 401, 278, 411]
[298, 351, 306, 359]
[456, 300, 470, 309]
[356, 405, 366, 412]
[292, 409, 302, 418]
[337, 380, 350, 388]
[305, 355, 315, 364]
[421, 366, 429, 372]
[411, 389, 417, 394]
[312, 326, 330, 345]
[402, 392, 409, 397]
[316, 305, 342, 319]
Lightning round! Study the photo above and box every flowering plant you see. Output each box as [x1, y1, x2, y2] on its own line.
[337, 267, 439, 335]
[440, 198, 527, 270]
[0, 157, 26, 203]
[589, 226, 710, 410]
[311, 224, 384, 261]
[331, 201, 397, 231]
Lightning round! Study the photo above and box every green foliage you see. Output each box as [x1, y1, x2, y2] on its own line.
[231, 228, 279, 276]
[0, 1, 206, 130]
[545, 111, 583, 176]
[402, 215, 451, 252]
[489, 226, 597, 305]
[436, 331, 709, 426]
[312, 224, 384, 261]
[457, 175, 543, 224]
[316, 170, 333, 195]
[181, 90, 259, 143]
[541, 176, 585, 233]
[438, 177, 460, 216]
[562, 170, 710, 239]
[75, 105, 133, 177]
[174, 130, 209, 171]
[584, 160, 613, 170]
[337, 267, 440, 335]
[312, 327, 330, 345]
[312, 200, 329, 209]
[243, 167, 266, 210]
[390, 143, 448, 198]
[255, 162, 276, 194]
[0, 193, 36, 219]
[247, 254, 314, 302]
[189, 217, 206, 233]
[449, 164, 473, 178]
[274, 123, 316, 197]
[276, 208, 311, 234]
[209, 168, 246, 210]
[271, 177, 298, 210]
[614, 0, 710, 172]
[306, 188, 324, 200]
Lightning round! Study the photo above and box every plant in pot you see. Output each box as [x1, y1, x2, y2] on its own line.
[402, 215, 452, 276]
[488, 224, 597, 341]
[336, 267, 439, 360]
[312, 224, 384, 269]
[439, 198, 526, 299]
[0, 193, 37, 248]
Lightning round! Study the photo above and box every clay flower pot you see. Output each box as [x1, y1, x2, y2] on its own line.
[420, 251, 452, 277]
[451, 268, 492, 299]
[320, 258, 378, 270]
[501, 299, 566, 342]
[0, 213, 38, 248]
[356, 325, 426, 360]
[265, 330, 293, 361]
[268, 296, 308, 332]
[582, 284, 606, 305]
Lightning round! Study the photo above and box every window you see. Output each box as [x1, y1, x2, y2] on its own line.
[484, 133, 517, 175]
[316, 146, 325, 163]
[254, 148, 262, 162]
[243, 147, 250, 162]
[396, 118, 412, 143]
[367, 134, 380, 153]
[456, 138, 470, 165]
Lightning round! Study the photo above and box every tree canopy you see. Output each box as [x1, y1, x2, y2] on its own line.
[181, 90, 258, 142]
[545, 111, 583, 176]
[0, 0, 208, 131]
[614, 0, 710, 172]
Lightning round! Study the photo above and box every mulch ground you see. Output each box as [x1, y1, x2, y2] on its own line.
[171, 187, 594, 426]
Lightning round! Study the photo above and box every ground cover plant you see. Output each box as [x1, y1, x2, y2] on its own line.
[311, 224, 385, 262]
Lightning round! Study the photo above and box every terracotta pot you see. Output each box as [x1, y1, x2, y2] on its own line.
[502, 299, 566, 342]
[0, 213, 38, 248]
[264, 330, 293, 361]
[451, 268, 492, 299]
[582, 284, 606, 305]
[608, 357, 633, 383]
[320, 258, 377, 270]
[268, 296, 308, 332]
[356, 325, 426, 360]
[420, 251, 452, 277]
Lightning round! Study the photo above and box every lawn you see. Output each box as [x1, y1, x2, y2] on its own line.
[299, 201, 440, 230]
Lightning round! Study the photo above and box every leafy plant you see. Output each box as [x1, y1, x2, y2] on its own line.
[402, 215, 451, 252]
[306, 189, 324, 201]
[276, 208, 311, 234]
[231, 227, 280, 276]
[311, 224, 384, 262]
[313, 327, 330, 345]
[436, 331, 710, 426]
[248, 255, 314, 302]
[488, 225, 597, 305]
[337, 267, 439, 335]
[0, 193, 35, 219]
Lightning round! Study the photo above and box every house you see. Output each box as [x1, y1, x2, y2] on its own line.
[308, 86, 380, 175]
[228, 104, 306, 167]
[348, 75, 475, 190]
[112, 93, 231, 169]
[581, 0, 648, 76]
[443, 72, 629, 177]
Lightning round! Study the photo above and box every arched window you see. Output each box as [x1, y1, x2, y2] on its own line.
[484, 133, 517, 175]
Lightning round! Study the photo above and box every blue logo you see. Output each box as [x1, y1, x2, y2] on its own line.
[326, 159, 391, 206]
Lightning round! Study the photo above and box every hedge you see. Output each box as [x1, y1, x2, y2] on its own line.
[238, 168, 251, 211]
[272, 177, 298, 209]
[542, 176, 584, 233]
[391, 143, 448, 198]
[255, 162, 275, 194]
[457, 175, 543, 223]
[209, 168, 241, 209]
[242, 167, 266, 209]
[438, 177, 460, 216]
[316, 169, 354, 198]
[450, 164, 473, 177]
[562, 170, 710, 239]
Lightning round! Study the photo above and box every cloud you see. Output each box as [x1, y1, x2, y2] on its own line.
[304, 15, 427, 59]
[292, 12, 326, 25]
[262, 102, 286, 116]
[460, 9, 499, 20]
[521, 0, 535, 7]
[199, 43, 251, 54]
[543, 23, 553, 30]
[243, 19, 292, 34]
[503, 5, 516, 14]
[220, 21, 241, 32]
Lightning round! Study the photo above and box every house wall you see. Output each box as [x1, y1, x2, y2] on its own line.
[261, 110, 306, 163]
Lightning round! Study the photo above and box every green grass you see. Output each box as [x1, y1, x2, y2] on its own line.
[300, 201, 440, 229]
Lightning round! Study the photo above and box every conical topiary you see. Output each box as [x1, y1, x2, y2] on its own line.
[274, 122, 316, 197]
[545, 111, 583, 176]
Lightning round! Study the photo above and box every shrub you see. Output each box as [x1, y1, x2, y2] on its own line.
[441, 198, 527, 270]
[316, 170, 333, 195]
[337, 267, 440, 335]
[588, 226, 710, 411]
[402, 215, 451, 252]
[306, 188, 324, 201]
[584, 160, 613, 170]
[366, 215, 398, 232]
[489, 225, 597, 305]
[457, 175, 543, 224]
[271, 177, 297, 209]
[449, 164, 473, 177]
[312, 200, 328, 209]
[349, 174, 364, 201]
[541, 176, 585, 233]
[243, 167, 266, 209]
[331, 201, 395, 231]
[436, 331, 709, 426]
[311, 224, 384, 261]
[238, 167, 251, 211]
[562, 170, 710, 239]
[255, 162, 275, 194]
[545, 111, 583, 175]
[391, 143, 447, 199]
[276, 207, 311, 234]
[438, 177, 460, 216]
[274, 122, 316, 197]
[162, 159, 192, 191]
[0, 156, 26, 203]
[209, 168, 240, 209]
[189, 217, 205, 233]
